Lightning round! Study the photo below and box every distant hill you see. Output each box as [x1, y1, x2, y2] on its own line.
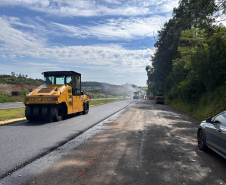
[0, 73, 139, 96]
[0, 73, 43, 86]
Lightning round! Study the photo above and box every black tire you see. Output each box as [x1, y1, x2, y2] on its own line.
[82, 102, 89, 114]
[197, 129, 207, 151]
[25, 105, 34, 121]
[42, 105, 49, 121]
[55, 104, 65, 121]
[47, 105, 57, 123]
[33, 106, 41, 121]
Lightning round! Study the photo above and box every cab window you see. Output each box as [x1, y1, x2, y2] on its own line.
[44, 76, 54, 85]
[75, 75, 80, 92]
[55, 76, 65, 84]
[73, 74, 81, 95]
[66, 76, 73, 86]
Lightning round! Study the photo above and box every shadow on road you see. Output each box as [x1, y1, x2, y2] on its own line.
[6, 113, 83, 126]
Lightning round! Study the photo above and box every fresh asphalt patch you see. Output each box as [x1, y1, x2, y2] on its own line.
[0, 101, 136, 185]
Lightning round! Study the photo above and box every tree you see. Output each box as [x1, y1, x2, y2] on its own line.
[146, 0, 223, 101]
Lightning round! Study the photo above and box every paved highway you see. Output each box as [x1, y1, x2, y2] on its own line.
[0, 98, 125, 110]
[0, 99, 136, 178]
[0, 102, 25, 110]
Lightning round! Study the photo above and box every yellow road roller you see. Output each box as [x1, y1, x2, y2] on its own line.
[155, 90, 165, 104]
[24, 71, 90, 122]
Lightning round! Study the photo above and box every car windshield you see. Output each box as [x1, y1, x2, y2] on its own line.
[44, 76, 72, 85]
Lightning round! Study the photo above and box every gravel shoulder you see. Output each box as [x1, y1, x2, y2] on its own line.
[23, 100, 226, 185]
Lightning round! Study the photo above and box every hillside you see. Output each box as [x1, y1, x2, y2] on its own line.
[0, 73, 43, 86]
[0, 73, 139, 97]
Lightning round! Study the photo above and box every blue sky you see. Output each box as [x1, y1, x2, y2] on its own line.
[0, 0, 178, 86]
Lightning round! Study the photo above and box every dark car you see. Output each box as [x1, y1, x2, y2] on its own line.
[197, 110, 226, 158]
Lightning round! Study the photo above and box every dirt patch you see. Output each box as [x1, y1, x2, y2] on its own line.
[109, 122, 118, 126]
[77, 169, 87, 179]
[0, 84, 38, 95]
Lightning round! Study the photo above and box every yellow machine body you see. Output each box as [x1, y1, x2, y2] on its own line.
[24, 84, 89, 115]
[24, 71, 90, 122]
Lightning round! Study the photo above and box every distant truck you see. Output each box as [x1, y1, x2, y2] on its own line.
[133, 92, 140, 99]
[155, 90, 165, 104]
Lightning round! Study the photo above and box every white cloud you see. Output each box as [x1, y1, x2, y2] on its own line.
[51, 15, 170, 40]
[1, 44, 153, 76]
[0, 0, 179, 17]
[0, 16, 46, 50]
[0, 14, 170, 51]
[0, 15, 154, 79]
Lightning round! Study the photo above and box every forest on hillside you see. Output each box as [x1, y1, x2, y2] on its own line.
[0, 72, 43, 85]
[146, 0, 226, 118]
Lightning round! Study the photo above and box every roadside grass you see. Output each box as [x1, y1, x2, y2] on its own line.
[165, 86, 226, 121]
[0, 108, 25, 121]
[141, 86, 148, 91]
[89, 98, 126, 106]
[0, 94, 25, 103]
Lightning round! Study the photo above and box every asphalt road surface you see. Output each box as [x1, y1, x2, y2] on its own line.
[0, 102, 25, 110]
[0, 99, 135, 179]
[21, 100, 226, 184]
[0, 98, 124, 110]
[2, 100, 226, 185]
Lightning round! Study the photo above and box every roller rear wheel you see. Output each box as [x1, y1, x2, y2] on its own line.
[33, 106, 42, 121]
[46, 106, 57, 123]
[25, 105, 34, 121]
[42, 105, 49, 121]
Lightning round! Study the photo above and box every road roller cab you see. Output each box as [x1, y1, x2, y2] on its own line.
[24, 71, 90, 122]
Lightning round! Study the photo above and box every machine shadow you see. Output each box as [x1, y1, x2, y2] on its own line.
[7, 112, 82, 126]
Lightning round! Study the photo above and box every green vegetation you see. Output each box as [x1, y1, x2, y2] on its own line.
[166, 87, 226, 121]
[0, 90, 29, 103]
[140, 87, 148, 91]
[89, 99, 126, 106]
[146, 0, 226, 116]
[0, 108, 25, 121]
[0, 72, 43, 85]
